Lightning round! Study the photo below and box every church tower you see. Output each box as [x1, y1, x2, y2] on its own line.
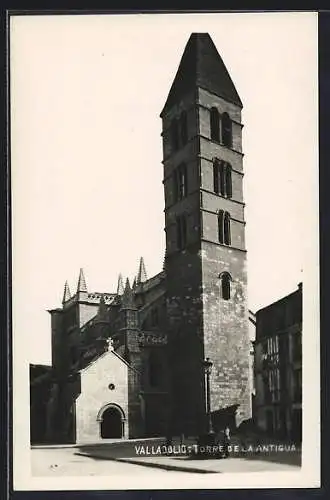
[162, 33, 251, 435]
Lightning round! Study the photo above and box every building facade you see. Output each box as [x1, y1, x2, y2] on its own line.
[30, 33, 254, 444]
[254, 284, 302, 442]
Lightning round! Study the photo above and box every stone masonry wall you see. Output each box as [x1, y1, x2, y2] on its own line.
[201, 241, 252, 425]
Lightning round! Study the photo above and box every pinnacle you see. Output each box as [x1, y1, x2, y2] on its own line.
[124, 277, 131, 295]
[117, 273, 125, 295]
[136, 257, 147, 284]
[77, 268, 88, 293]
[121, 277, 135, 308]
[62, 280, 71, 303]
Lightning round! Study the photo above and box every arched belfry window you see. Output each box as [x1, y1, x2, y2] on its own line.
[225, 163, 232, 198]
[180, 110, 188, 146]
[224, 212, 231, 245]
[220, 272, 232, 300]
[210, 107, 220, 142]
[218, 210, 224, 244]
[222, 112, 232, 147]
[218, 210, 231, 245]
[213, 159, 220, 194]
[213, 160, 232, 198]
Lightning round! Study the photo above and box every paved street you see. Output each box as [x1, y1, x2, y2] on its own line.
[31, 444, 301, 476]
[31, 447, 172, 476]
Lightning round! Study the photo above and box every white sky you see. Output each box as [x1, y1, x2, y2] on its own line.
[10, 12, 318, 365]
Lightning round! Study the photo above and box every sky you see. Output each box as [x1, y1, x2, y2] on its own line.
[10, 12, 318, 365]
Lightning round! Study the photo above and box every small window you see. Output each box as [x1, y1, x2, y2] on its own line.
[222, 112, 232, 147]
[210, 107, 220, 142]
[171, 119, 179, 151]
[180, 110, 188, 146]
[221, 272, 231, 300]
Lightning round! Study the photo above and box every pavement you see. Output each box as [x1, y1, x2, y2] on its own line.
[73, 436, 301, 474]
[31, 446, 174, 476]
[31, 434, 301, 476]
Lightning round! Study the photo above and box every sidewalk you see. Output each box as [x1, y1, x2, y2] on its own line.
[75, 451, 301, 474]
[32, 436, 164, 450]
[75, 436, 301, 474]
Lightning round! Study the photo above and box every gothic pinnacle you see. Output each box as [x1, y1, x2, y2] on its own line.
[77, 268, 88, 293]
[62, 280, 71, 303]
[121, 277, 134, 308]
[117, 273, 124, 295]
[136, 257, 147, 284]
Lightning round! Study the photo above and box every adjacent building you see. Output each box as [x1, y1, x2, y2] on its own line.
[254, 284, 302, 442]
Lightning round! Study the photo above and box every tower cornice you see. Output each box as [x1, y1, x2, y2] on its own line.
[161, 134, 244, 164]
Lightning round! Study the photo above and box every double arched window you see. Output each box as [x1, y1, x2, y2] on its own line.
[210, 108, 233, 148]
[220, 272, 232, 300]
[218, 210, 231, 246]
[213, 159, 232, 198]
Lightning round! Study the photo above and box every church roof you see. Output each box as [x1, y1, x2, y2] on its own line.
[161, 33, 242, 116]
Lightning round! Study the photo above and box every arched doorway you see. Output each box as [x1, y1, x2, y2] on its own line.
[98, 404, 125, 439]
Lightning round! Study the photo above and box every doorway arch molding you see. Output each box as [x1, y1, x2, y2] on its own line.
[96, 403, 126, 422]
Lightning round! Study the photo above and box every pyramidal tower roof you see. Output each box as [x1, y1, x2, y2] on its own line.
[161, 33, 242, 116]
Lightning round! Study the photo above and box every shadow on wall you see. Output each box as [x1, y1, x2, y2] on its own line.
[211, 404, 239, 433]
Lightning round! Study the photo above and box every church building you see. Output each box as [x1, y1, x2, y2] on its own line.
[30, 32, 253, 444]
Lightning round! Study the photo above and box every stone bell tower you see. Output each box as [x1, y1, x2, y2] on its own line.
[162, 33, 251, 435]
